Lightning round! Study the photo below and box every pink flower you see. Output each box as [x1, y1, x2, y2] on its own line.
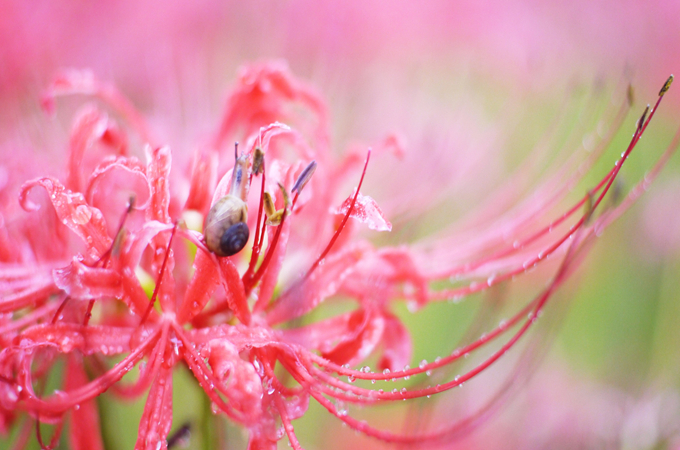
[0, 63, 676, 450]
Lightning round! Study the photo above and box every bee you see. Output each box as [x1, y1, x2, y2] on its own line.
[204, 145, 251, 256]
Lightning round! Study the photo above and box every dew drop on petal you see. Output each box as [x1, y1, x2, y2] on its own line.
[72, 204, 92, 225]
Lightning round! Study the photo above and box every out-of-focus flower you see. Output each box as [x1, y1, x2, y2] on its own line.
[0, 62, 676, 450]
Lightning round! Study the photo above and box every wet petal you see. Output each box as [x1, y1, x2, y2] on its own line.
[333, 190, 392, 232]
[19, 177, 111, 259]
[66, 354, 105, 450]
[135, 365, 173, 450]
[267, 243, 369, 325]
[66, 106, 128, 193]
[17, 323, 132, 355]
[377, 312, 412, 372]
[209, 339, 263, 420]
[53, 257, 122, 300]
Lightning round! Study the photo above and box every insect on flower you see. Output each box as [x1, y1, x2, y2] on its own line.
[203, 143, 252, 257]
[0, 63, 677, 450]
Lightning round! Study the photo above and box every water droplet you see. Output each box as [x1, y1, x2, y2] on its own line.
[72, 205, 92, 225]
[426, 370, 432, 376]
[382, 368, 390, 375]
[418, 360, 427, 369]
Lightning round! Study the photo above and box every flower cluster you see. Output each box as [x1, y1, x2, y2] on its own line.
[0, 63, 676, 449]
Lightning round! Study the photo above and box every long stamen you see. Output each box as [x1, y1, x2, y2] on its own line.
[305, 149, 371, 280]
[242, 159, 267, 286]
[140, 223, 178, 325]
[246, 194, 296, 294]
[94, 196, 135, 267]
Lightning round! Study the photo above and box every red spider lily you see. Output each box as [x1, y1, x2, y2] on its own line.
[0, 63, 676, 450]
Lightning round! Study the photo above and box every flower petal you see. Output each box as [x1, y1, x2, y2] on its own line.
[135, 365, 173, 450]
[17, 323, 132, 355]
[42, 69, 154, 145]
[267, 243, 369, 325]
[333, 190, 392, 232]
[208, 339, 263, 420]
[66, 354, 105, 450]
[66, 106, 128, 193]
[53, 257, 122, 300]
[377, 312, 412, 372]
[19, 177, 111, 260]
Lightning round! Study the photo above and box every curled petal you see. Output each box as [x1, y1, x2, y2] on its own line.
[118, 220, 175, 271]
[19, 177, 111, 259]
[41, 68, 154, 145]
[208, 339, 263, 420]
[213, 61, 329, 153]
[67, 106, 127, 193]
[85, 156, 149, 208]
[53, 257, 121, 300]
